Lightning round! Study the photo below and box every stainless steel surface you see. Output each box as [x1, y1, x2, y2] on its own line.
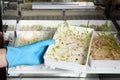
[2, 1, 107, 20]
[24, 0, 94, 3]
[8, 65, 99, 77]
[32, 2, 95, 10]
[7, 77, 100, 80]
[20, 3, 104, 20]
[2, 2, 18, 20]
[54, 0, 73, 2]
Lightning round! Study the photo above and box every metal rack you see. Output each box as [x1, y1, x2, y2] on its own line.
[1, 0, 120, 20]
[2, 0, 104, 20]
[0, 0, 6, 79]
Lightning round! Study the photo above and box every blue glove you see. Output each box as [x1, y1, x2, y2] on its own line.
[6, 39, 55, 68]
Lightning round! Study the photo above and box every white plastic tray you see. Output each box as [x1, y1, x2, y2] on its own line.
[44, 24, 94, 72]
[15, 31, 53, 47]
[66, 20, 116, 31]
[16, 20, 64, 32]
[89, 31, 120, 70]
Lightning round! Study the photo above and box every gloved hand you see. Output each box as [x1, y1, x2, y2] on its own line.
[6, 39, 55, 68]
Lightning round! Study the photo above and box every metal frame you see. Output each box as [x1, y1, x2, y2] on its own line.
[0, 0, 6, 80]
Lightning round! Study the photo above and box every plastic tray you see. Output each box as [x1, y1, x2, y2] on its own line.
[44, 24, 94, 72]
[16, 20, 64, 32]
[15, 31, 53, 47]
[66, 20, 116, 31]
[89, 31, 120, 70]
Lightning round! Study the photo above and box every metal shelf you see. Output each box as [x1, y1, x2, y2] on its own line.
[32, 2, 95, 10]
[7, 64, 120, 78]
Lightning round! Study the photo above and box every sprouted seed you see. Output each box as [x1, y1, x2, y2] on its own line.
[80, 21, 109, 31]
